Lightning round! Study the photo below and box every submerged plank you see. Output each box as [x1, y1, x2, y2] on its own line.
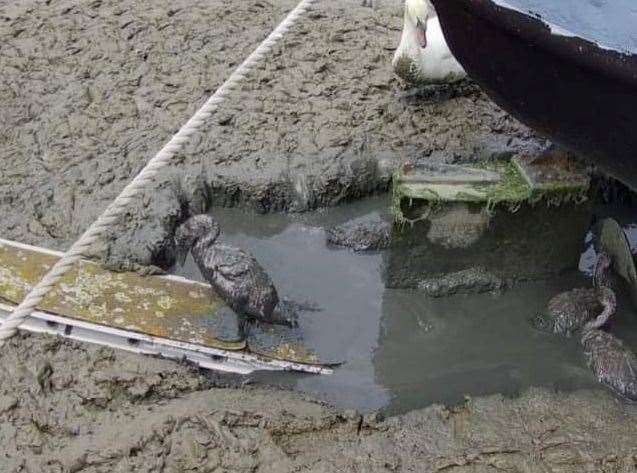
[388, 156, 592, 289]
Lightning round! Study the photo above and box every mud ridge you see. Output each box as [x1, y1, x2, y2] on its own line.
[1, 0, 542, 253]
[1, 332, 636, 472]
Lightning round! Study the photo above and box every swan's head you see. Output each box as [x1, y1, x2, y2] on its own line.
[174, 214, 221, 265]
[405, 0, 435, 48]
[393, 0, 466, 85]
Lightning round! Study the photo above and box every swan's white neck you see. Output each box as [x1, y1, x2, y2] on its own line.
[405, 0, 434, 26]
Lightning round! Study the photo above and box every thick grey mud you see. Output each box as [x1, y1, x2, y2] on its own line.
[1, 0, 541, 255]
[2, 335, 637, 471]
[2, 0, 637, 471]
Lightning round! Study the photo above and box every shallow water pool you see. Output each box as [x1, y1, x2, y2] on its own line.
[174, 196, 637, 415]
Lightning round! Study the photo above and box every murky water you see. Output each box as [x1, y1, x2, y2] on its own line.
[174, 196, 637, 415]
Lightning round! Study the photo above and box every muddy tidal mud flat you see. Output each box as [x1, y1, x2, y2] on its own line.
[2, 0, 636, 471]
[1, 333, 637, 471]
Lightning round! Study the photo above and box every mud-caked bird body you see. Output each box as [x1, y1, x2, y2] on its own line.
[535, 253, 611, 337]
[581, 327, 637, 401]
[193, 240, 279, 321]
[537, 288, 602, 337]
[175, 214, 279, 323]
[579, 285, 637, 401]
[539, 252, 637, 401]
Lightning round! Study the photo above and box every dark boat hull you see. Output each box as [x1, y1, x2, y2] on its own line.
[431, 0, 637, 189]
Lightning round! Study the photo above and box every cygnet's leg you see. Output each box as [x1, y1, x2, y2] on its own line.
[210, 306, 246, 343]
[102, 259, 166, 277]
[135, 264, 167, 276]
[269, 298, 321, 328]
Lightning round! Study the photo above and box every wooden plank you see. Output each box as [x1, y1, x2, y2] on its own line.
[399, 163, 502, 185]
[512, 154, 589, 192]
[0, 239, 244, 351]
[0, 301, 331, 374]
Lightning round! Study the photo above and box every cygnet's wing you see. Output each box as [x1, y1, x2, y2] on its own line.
[612, 341, 637, 400]
[622, 346, 637, 378]
[212, 244, 258, 279]
[585, 331, 637, 400]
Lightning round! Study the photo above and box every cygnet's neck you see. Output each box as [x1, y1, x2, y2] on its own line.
[583, 287, 616, 332]
[191, 231, 218, 258]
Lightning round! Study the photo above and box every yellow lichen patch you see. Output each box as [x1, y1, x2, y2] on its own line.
[0, 266, 33, 302]
[0, 243, 55, 304]
[254, 341, 321, 365]
[275, 343, 320, 364]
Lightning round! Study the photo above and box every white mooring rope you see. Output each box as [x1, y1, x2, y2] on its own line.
[0, 0, 318, 346]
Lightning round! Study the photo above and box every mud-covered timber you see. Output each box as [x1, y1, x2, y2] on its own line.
[0, 238, 332, 373]
[431, 0, 637, 189]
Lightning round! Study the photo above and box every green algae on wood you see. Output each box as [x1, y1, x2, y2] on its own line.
[392, 157, 590, 224]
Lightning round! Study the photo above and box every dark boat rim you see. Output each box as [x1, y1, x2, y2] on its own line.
[451, 0, 637, 88]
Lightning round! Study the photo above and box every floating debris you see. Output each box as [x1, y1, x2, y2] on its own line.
[326, 213, 392, 252]
[418, 267, 504, 297]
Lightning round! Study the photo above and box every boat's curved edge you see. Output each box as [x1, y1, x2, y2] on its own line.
[431, 0, 637, 189]
[449, 0, 637, 87]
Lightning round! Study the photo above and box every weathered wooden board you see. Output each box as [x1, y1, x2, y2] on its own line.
[0, 239, 243, 351]
[512, 153, 589, 194]
[393, 156, 590, 224]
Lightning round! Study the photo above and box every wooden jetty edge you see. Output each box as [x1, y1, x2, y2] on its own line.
[0, 238, 332, 375]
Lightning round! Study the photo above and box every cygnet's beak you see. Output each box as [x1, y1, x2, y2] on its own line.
[416, 18, 427, 48]
[175, 245, 188, 267]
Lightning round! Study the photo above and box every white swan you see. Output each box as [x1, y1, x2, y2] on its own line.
[393, 0, 467, 84]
